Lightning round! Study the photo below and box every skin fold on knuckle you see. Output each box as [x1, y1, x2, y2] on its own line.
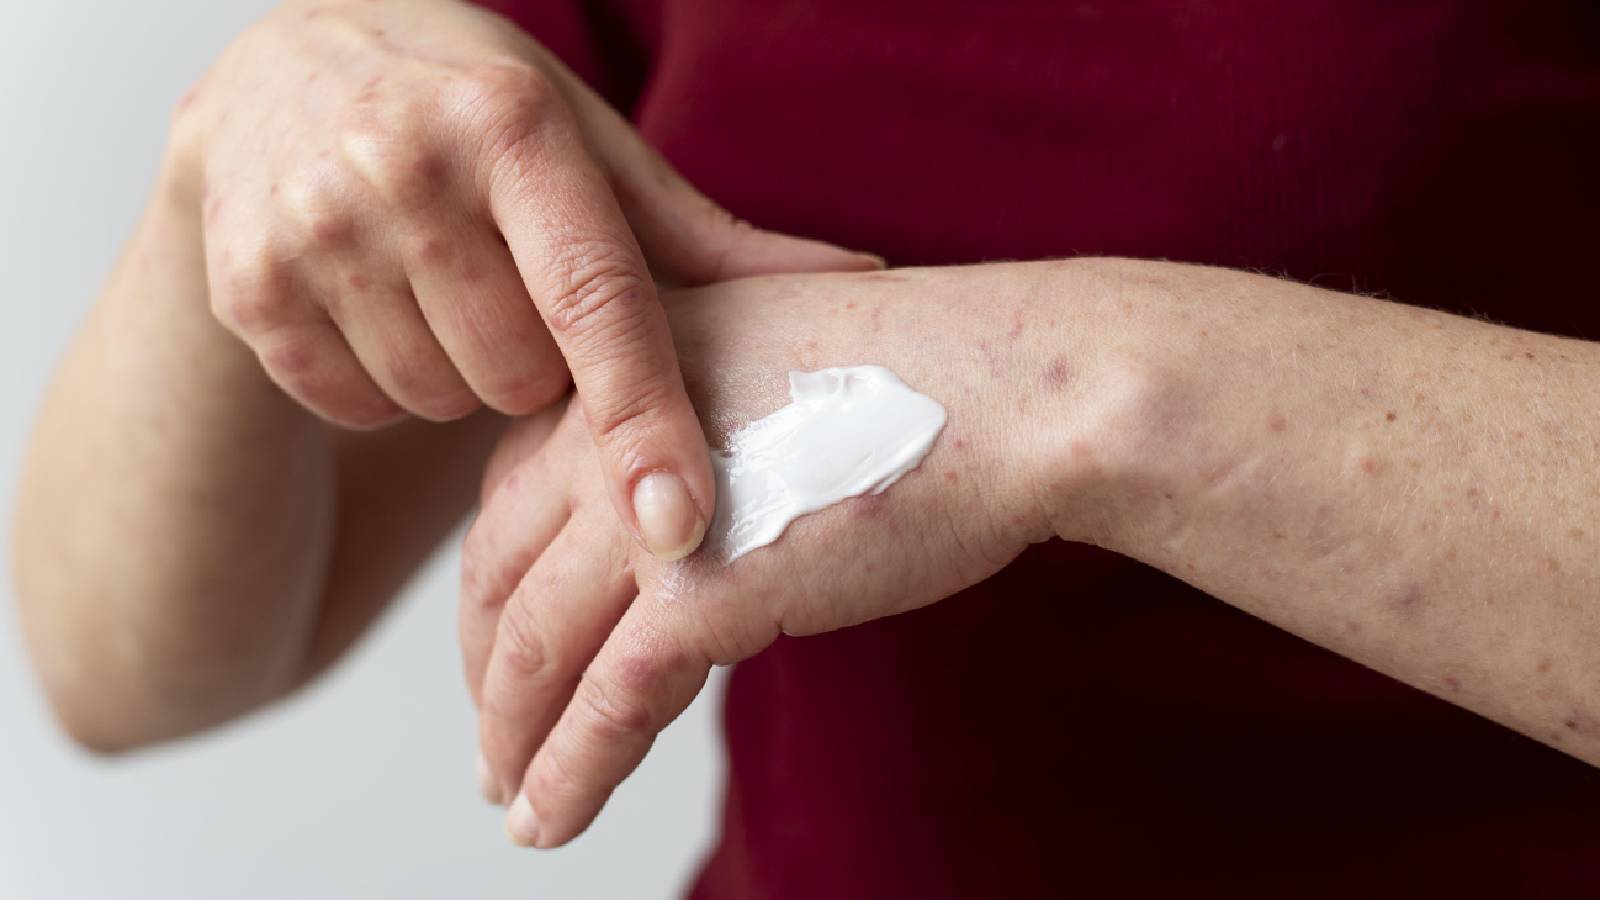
[492, 598, 555, 685]
[447, 61, 563, 187]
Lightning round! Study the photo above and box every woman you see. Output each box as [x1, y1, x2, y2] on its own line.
[16, 1, 1600, 896]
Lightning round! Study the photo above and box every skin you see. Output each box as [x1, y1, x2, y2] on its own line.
[172, 0, 880, 559]
[460, 261, 1600, 848]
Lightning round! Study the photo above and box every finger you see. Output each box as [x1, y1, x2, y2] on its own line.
[404, 222, 571, 415]
[532, 49, 884, 283]
[459, 443, 571, 709]
[207, 249, 402, 428]
[477, 519, 635, 802]
[487, 119, 714, 561]
[505, 597, 710, 848]
[324, 278, 479, 422]
[252, 319, 404, 430]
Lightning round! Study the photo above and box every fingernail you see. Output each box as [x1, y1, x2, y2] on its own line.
[476, 752, 504, 806]
[859, 252, 888, 269]
[632, 472, 706, 561]
[506, 792, 540, 848]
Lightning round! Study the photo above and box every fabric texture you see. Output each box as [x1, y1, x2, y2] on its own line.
[473, 1, 1600, 895]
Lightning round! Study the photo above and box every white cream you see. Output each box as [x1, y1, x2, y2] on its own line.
[708, 366, 947, 561]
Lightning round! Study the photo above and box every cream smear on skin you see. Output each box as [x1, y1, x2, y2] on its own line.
[708, 366, 947, 561]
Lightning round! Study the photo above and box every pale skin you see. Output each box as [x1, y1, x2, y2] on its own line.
[464, 261, 1600, 847]
[11, 0, 1599, 853]
[169, 0, 880, 562]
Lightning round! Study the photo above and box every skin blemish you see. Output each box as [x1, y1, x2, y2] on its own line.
[1537, 658, 1553, 674]
[1043, 357, 1075, 392]
[845, 302, 857, 311]
[346, 273, 370, 291]
[1358, 456, 1384, 476]
[944, 471, 959, 483]
[1565, 717, 1581, 733]
[871, 307, 883, 333]
[1385, 410, 1397, 422]
[1391, 583, 1426, 614]
[1267, 410, 1288, 433]
[418, 238, 449, 262]
[1007, 311, 1025, 340]
[1443, 675, 1462, 692]
[1345, 620, 1363, 634]
[952, 438, 969, 451]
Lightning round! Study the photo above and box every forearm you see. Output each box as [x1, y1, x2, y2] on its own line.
[1044, 258, 1600, 762]
[12, 162, 338, 749]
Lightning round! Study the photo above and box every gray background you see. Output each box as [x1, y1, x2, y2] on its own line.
[0, 3, 724, 897]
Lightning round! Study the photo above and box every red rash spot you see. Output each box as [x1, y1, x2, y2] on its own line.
[1266, 411, 1287, 433]
[953, 438, 968, 451]
[347, 273, 370, 290]
[1444, 676, 1462, 692]
[418, 239, 449, 262]
[944, 471, 959, 483]
[1359, 457, 1383, 475]
[312, 219, 350, 244]
[460, 265, 483, 284]
[1008, 312, 1025, 340]
[1538, 658, 1553, 674]
[1393, 584, 1425, 612]
[1043, 357, 1074, 391]
[1345, 620, 1363, 634]
[845, 302, 857, 310]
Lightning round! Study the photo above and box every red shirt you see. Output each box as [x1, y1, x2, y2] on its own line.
[478, 1, 1600, 895]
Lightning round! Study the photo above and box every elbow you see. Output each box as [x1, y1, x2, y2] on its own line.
[16, 585, 291, 756]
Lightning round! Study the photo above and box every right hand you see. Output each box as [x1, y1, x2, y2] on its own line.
[168, 0, 880, 559]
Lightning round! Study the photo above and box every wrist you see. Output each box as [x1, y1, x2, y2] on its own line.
[1020, 257, 1217, 551]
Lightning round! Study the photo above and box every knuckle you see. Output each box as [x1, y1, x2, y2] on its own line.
[495, 601, 553, 682]
[381, 351, 476, 420]
[257, 326, 323, 384]
[575, 669, 653, 738]
[543, 242, 649, 340]
[341, 130, 447, 211]
[277, 173, 357, 249]
[481, 364, 570, 416]
[212, 256, 291, 335]
[448, 63, 562, 173]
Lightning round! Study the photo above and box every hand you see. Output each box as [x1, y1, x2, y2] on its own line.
[169, 0, 881, 558]
[460, 263, 1089, 846]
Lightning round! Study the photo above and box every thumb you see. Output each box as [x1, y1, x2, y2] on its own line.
[607, 141, 886, 285]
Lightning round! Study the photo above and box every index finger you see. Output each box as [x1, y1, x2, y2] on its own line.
[485, 111, 714, 562]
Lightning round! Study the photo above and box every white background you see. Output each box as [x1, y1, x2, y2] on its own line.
[0, 3, 724, 897]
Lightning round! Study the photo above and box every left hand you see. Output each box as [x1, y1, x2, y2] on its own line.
[459, 263, 1099, 846]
